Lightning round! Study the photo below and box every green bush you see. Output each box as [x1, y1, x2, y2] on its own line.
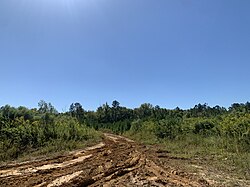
[0, 114, 101, 161]
[155, 117, 182, 140]
[193, 121, 216, 136]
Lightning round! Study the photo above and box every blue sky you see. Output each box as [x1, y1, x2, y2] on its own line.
[0, 0, 249, 111]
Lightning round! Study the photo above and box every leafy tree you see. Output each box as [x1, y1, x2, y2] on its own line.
[112, 100, 120, 108]
[152, 105, 168, 120]
[155, 117, 182, 140]
[135, 103, 153, 119]
[38, 100, 58, 114]
[16, 106, 33, 121]
[228, 103, 247, 113]
[69, 102, 85, 123]
[96, 103, 111, 123]
[0, 105, 17, 120]
[245, 102, 250, 112]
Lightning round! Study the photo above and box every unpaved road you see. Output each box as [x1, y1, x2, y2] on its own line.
[0, 134, 239, 186]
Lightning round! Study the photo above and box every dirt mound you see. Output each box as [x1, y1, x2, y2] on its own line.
[0, 134, 211, 187]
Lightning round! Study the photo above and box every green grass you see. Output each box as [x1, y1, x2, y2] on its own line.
[162, 135, 250, 179]
[20, 138, 101, 163]
[0, 136, 102, 165]
[125, 131, 250, 180]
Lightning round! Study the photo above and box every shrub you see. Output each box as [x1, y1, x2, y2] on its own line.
[155, 117, 182, 140]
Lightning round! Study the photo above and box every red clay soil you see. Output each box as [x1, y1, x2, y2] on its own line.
[0, 133, 215, 187]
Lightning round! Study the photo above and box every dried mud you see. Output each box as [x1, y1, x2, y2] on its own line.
[0, 134, 225, 186]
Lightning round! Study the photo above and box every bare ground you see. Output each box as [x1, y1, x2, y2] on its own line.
[0, 134, 248, 187]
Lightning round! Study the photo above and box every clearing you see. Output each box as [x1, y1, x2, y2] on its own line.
[0, 134, 248, 187]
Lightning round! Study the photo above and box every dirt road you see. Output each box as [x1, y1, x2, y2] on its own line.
[0, 134, 215, 186]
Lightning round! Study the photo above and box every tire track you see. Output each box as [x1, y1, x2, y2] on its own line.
[0, 134, 210, 187]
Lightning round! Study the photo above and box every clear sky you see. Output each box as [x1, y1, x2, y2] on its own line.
[0, 0, 249, 111]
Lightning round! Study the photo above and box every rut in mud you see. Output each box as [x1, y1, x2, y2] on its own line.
[0, 134, 211, 187]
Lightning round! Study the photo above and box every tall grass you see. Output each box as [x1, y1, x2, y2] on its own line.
[124, 118, 250, 178]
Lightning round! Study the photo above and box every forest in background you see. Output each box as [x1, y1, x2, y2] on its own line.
[0, 100, 249, 176]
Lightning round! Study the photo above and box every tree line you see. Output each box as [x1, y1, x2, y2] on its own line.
[0, 100, 249, 161]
